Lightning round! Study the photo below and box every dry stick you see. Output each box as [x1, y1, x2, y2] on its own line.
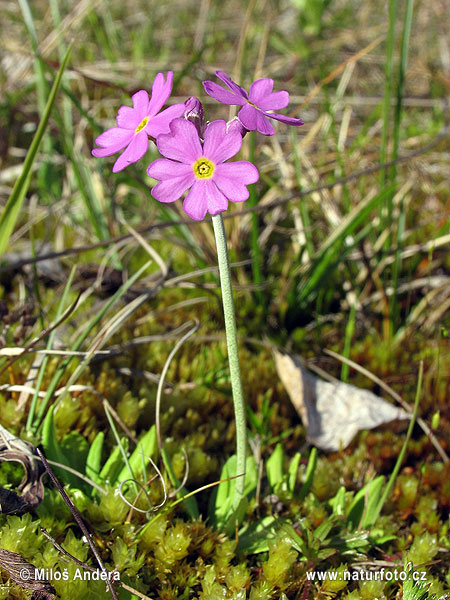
[36, 448, 119, 600]
[324, 348, 449, 463]
[0, 128, 446, 276]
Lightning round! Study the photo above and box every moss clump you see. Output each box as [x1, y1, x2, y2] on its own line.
[321, 564, 349, 593]
[358, 579, 387, 600]
[395, 473, 419, 513]
[261, 535, 297, 589]
[139, 515, 168, 549]
[406, 532, 440, 566]
[154, 520, 192, 569]
[87, 486, 129, 528]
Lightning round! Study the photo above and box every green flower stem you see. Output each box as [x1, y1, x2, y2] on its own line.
[212, 213, 246, 510]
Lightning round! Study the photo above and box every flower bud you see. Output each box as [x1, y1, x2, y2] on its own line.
[184, 97, 205, 138]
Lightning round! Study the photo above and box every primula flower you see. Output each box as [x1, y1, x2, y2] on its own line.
[203, 70, 304, 136]
[147, 118, 259, 221]
[92, 72, 185, 172]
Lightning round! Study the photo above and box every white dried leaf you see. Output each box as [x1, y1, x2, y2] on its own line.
[274, 351, 410, 451]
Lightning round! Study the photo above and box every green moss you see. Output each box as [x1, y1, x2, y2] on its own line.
[87, 486, 129, 527]
[321, 564, 349, 593]
[154, 520, 192, 568]
[395, 474, 419, 512]
[407, 533, 440, 566]
[225, 564, 250, 591]
[139, 515, 168, 549]
[358, 579, 387, 600]
[261, 536, 297, 588]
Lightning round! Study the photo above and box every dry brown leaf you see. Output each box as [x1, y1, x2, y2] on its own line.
[0, 424, 46, 514]
[0, 548, 56, 599]
[274, 351, 410, 451]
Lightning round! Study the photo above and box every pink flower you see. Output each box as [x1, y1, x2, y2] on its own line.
[203, 70, 304, 136]
[92, 72, 185, 172]
[147, 118, 259, 221]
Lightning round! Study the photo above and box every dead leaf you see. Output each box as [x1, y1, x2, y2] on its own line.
[0, 548, 56, 599]
[274, 351, 410, 451]
[0, 424, 46, 514]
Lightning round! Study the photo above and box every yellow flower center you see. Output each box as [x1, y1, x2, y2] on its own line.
[193, 157, 215, 179]
[135, 116, 149, 134]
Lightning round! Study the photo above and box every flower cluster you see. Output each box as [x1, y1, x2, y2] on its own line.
[92, 70, 303, 220]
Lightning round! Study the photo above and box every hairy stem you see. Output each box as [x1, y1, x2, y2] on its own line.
[212, 213, 246, 510]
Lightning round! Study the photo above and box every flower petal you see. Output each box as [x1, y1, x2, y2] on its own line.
[254, 110, 275, 135]
[156, 118, 203, 164]
[116, 105, 140, 130]
[265, 112, 304, 126]
[112, 131, 149, 172]
[94, 126, 134, 149]
[182, 180, 228, 220]
[132, 90, 150, 121]
[151, 173, 194, 204]
[182, 181, 209, 220]
[238, 104, 274, 135]
[257, 90, 290, 111]
[148, 71, 174, 116]
[145, 103, 186, 138]
[205, 180, 229, 215]
[214, 161, 259, 202]
[202, 81, 245, 106]
[248, 78, 274, 103]
[237, 104, 258, 131]
[215, 71, 248, 99]
[203, 120, 242, 164]
[147, 158, 193, 180]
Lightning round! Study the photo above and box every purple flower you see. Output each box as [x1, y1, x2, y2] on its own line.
[147, 118, 259, 221]
[92, 72, 185, 172]
[203, 70, 304, 136]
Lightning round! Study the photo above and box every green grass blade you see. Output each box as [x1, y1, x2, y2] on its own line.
[104, 404, 137, 492]
[372, 362, 423, 523]
[161, 447, 199, 519]
[0, 44, 72, 259]
[42, 405, 78, 487]
[341, 301, 357, 382]
[379, 0, 398, 192]
[26, 265, 76, 433]
[288, 452, 301, 495]
[266, 443, 284, 490]
[298, 446, 317, 500]
[390, 0, 415, 183]
[297, 185, 397, 305]
[86, 431, 105, 486]
[116, 426, 157, 483]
